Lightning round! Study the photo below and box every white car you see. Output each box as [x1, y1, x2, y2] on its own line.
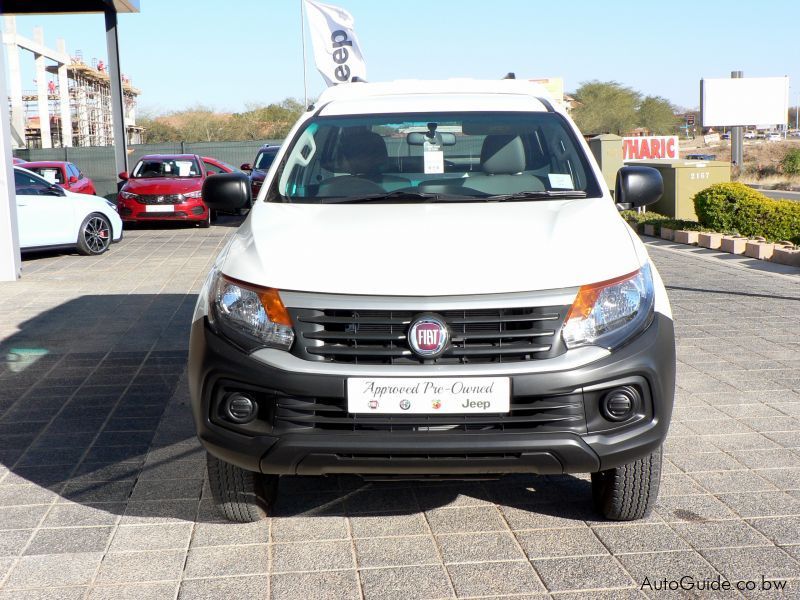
[191, 79, 675, 523]
[14, 166, 123, 255]
[766, 132, 782, 142]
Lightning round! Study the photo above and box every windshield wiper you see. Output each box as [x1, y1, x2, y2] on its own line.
[322, 191, 443, 203]
[486, 190, 588, 202]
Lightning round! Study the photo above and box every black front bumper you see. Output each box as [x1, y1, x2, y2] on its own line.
[188, 314, 675, 476]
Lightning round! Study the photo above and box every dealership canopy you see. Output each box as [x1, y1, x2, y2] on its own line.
[0, 0, 140, 281]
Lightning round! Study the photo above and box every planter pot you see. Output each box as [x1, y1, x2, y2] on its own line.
[698, 232, 723, 249]
[643, 224, 656, 236]
[720, 236, 747, 254]
[744, 241, 774, 260]
[660, 227, 674, 241]
[772, 246, 800, 267]
[673, 230, 699, 245]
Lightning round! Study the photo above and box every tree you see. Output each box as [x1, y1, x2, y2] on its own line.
[637, 96, 680, 135]
[571, 81, 640, 135]
[227, 99, 305, 140]
[171, 105, 231, 142]
[136, 98, 306, 143]
[137, 115, 179, 144]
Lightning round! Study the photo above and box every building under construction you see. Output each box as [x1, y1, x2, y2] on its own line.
[4, 16, 142, 149]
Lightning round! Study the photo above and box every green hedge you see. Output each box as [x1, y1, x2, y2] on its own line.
[620, 210, 702, 235]
[693, 183, 800, 244]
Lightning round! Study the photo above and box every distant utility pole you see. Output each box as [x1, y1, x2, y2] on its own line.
[730, 70, 744, 169]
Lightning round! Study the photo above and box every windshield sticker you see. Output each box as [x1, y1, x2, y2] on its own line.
[423, 140, 444, 174]
[40, 169, 60, 184]
[548, 173, 574, 189]
[176, 161, 193, 177]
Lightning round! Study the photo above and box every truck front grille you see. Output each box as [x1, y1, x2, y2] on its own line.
[290, 306, 569, 365]
[273, 391, 586, 434]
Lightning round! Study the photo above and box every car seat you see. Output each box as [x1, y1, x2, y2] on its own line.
[318, 129, 409, 196]
[462, 135, 545, 195]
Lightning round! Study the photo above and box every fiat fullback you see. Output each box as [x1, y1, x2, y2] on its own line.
[189, 79, 675, 522]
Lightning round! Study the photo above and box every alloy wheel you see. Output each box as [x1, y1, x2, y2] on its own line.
[83, 216, 110, 253]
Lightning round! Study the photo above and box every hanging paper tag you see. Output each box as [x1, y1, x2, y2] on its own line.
[423, 141, 444, 174]
[548, 173, 574, 189]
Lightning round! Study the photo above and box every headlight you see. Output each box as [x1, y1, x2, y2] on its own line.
[184, 190, 202, 199]
[562, 263, 654, 350]
[208, 271, 294, 352]
[118, 190, 138, 200]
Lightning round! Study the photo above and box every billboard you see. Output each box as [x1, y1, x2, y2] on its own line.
[701, 77, 789, 127]
[622, 136, 679, 161]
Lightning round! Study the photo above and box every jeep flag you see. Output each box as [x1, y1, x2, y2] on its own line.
[304, 0, 367, 86]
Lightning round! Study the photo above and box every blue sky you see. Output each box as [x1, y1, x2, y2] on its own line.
[7, 0, 800, 115]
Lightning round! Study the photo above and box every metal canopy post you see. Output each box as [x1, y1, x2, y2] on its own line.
[105, 8, 128, 176]
[0, 30, 22, 281]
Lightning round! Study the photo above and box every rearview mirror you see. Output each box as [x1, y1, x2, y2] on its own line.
[202, 172, 251, 211]
[118, 171, 129, 181]
[406, 132, 457, 146]
[614, 166, 663, 210]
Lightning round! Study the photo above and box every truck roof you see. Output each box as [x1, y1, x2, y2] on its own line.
[315, 79, 556, 115]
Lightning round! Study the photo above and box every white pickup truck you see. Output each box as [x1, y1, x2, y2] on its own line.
[189, 78, 675, 523]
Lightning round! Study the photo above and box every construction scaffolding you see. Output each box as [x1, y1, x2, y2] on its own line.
[48, 59, 141, 147]
[4, 16, 141, 149]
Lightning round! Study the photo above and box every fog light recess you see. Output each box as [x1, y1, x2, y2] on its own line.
[601, 386, 640, 422]
[223, 392, 258, 424]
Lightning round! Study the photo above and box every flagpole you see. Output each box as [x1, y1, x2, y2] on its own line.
[300, 0, 308, 107]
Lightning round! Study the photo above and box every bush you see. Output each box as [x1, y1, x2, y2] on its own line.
[619, 211, 703, 235]
[619, 210, 669, 227]
[781, 148, 800, 175]
[662, 219, 703, 232]
[693, 183, 800, 244]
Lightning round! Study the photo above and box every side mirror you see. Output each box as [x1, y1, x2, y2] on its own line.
[240, 163, 252, 172]
[118, 171, 129, 181]
[69, 176, 78, 184]
[614, 166, 663, 210]
[46, 185, 66, 197]
[202, 172, 251, 211]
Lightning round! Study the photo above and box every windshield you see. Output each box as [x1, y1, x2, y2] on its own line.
[272, 112, 601, 203]
[254, 150, 277, 171]
[27, 166, 65, 184]
[132, 157, 201, 178]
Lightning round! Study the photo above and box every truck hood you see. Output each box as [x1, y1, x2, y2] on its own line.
[221, 199, 642, 296]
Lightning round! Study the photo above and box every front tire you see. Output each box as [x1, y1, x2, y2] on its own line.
[206, 452, 278, 522]
[198, 210, 211, 229]
[591, 445, 662, 521]
[77, 213, 112, 256]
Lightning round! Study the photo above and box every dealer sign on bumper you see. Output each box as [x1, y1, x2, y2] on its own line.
[347, 377, 510, 414]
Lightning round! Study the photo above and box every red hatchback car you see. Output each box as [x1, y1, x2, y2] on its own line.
[117, 154, 212, 227]
[22, 161, 97, 195]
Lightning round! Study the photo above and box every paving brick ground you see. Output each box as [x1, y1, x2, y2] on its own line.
[0, 221, 798, 599]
